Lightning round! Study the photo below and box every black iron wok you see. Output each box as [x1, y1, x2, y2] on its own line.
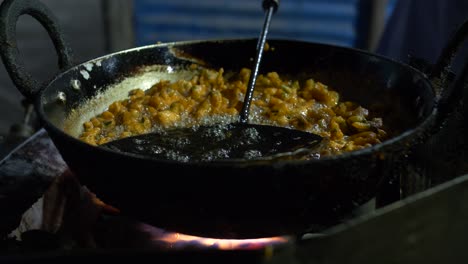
[1, 0, 467, 239]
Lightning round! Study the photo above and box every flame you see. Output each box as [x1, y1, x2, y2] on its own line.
[138, 223, 289, 250]
[87, 193, 289, 250]
[158, 233, 288, 250]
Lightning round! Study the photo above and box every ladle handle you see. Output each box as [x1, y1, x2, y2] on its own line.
[428, 19, 468, 126]
[263, 0, 279, 12]
[429, 18, 468, 98]
[239, 0, 279, 123]
[257, 0, 279, 51]
[0, 0, 74, 101]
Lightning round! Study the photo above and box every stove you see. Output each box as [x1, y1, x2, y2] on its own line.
[0, 130, 295, 263]
[2, 77, 468, 264]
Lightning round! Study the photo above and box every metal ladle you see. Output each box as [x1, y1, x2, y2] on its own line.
[102, 0, 323, 162]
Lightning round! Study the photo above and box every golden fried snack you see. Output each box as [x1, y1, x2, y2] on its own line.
[79, 66, 387, 157]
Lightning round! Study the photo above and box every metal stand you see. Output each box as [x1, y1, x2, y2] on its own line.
[0, 99, 37, 158]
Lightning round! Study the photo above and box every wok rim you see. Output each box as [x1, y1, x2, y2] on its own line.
[36, 37, 438, 167]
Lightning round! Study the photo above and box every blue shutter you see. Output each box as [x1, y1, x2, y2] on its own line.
[133, 0, 361, 48]
[386, 0, 398, 20]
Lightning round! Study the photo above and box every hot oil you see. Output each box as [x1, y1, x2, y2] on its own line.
[63, 65, 199, 138]
[100, 94, 323, 162]
[70, 63, 386, 161]
[103, 119, 271, 162]
[102, 107, 327, 162]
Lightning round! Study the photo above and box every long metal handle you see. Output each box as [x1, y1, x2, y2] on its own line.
[430, 18, 468, 82]
[426, 19, 468, 135]
[263, 0, 279, 13]
[239, 0, 279, 123]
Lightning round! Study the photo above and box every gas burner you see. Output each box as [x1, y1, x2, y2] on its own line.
[4, 116, 468, 263]
[0, 131, 307, 254]
[7, 172, 290, 252]
[0, 130, 373, 253]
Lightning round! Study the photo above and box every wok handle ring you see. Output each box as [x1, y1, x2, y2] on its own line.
[0, 0, 74, 101]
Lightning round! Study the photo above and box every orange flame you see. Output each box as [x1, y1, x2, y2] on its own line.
[158, 233, 289, 250]
[138, 223, 289, 250]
